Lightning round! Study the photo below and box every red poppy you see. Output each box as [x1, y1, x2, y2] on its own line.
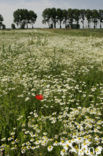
[35, 94, 43, 100]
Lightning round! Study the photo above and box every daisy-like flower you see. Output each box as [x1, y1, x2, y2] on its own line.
[47, 145, 53, 152]
[53, 141, 58, 146]
[21, 149, 26, 154]
[95, 146, 102, 155]
[25, 97, 30, 102]
[1, 138, 6, 142]
[63, 143, 69, 151]
[66, 140, 73, 148]
[30, 146, 36, 150]
[60, 149, 66, 156]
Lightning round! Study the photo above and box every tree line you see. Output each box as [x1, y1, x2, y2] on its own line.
[42, 8, 103, 29]
[0, 8, 103, 29]
[0, 14, 6, 29]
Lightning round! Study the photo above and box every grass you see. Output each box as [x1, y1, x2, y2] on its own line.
[39, 28, 103, 37]
[0, 29, 103, 156]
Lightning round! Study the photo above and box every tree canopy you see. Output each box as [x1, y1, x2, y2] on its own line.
[13, 9, 37, 29]
[42, 8, 103, 29]
[0, 14, 5, 29]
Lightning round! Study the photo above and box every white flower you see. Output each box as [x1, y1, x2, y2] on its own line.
[8, 137, 13, 141]
[1, 138, 6, 142]
[66, 140, 73, 148]
[25, 97, 30, 101]
[60, 149, 66, 156]
[41, 140, 48, 146]
[47, 145, 53, 152]
[63, 144, 69, 151]
[95, 146, 102, 155]
[30, 146, 36, 150]
[17, 115, 23, 121]
[21, 149, 26, 154]
[30, 138, 34, 142]
[25, 131, 29, 135]
[10, 132, 15, 136]
[53, 141, 58, 146]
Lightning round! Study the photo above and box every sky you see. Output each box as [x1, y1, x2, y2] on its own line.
[0, 0, 103, 28]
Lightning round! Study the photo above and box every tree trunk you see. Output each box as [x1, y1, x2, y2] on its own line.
[82, 20, 84, 29]
[54, 22, 56, 28]
[32, 24, 34, 29]
[77, 21, 79, 29]
[65, 22, 66, 29]
[94, 22, 95, 29]
[60, 21, 62, 29]
[100, 22, 101, 29]
[88, 22, 89, 29]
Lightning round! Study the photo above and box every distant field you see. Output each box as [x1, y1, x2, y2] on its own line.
[42, 28, 103, 37]
[0, 29, 103, 156]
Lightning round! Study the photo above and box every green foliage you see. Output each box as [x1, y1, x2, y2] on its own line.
[57, 8, 64, 28]
[13, 9, 37, 29]
[0, 29, 103, 156]
[91, 10, 99, 29]
[42, 8, 103, 29]
[0, 14, 4, 29]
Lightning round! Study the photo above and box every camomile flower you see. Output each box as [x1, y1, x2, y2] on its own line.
[95, 146, 102, 155]
[1, 138, 6, 142]
[60, 149, 66, 156]
[25, 97, 30, 102]
[63, 143, 69, 151]
[21, 149, 26, 154]
[47, 145, 53, 152]
[53, 141, 58, 146]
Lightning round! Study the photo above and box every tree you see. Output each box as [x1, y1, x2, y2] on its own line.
[42, 8, 103, 29]
[28, 10, 37, 28]
[13, 9, 37, 29]
[57, 8, 63, 29]
[42, 8, 57, 28]
[0, 14, 4, 29]
[21, 21, 26, 29]
[99, 10, 103, 29]
[2, 24, 6, 29]
[42, 8, 51, 28]
[85, 9, 92, 28]
[22, 9, 29, 28]
[91, 10, 99, 29]
[73, 9, 80, 28]
[14, 9, 23, 28]
[50, 8, 57, 28]
[62, 9, 68, 28]
[80, 9, 86, 29]
[11, 23, 16, 29]
[68, 9, 74, 28]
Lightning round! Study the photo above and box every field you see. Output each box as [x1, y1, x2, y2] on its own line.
[0, 29, 103, 156]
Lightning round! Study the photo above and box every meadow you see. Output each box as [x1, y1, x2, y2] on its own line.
[0, 29, 103, 156]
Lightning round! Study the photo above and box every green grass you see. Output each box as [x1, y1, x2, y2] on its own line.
[39, 28, 103, 37]
[0, 29, 103, 156]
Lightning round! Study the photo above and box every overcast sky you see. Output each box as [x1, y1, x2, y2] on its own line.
[0, 0, 103, 28]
